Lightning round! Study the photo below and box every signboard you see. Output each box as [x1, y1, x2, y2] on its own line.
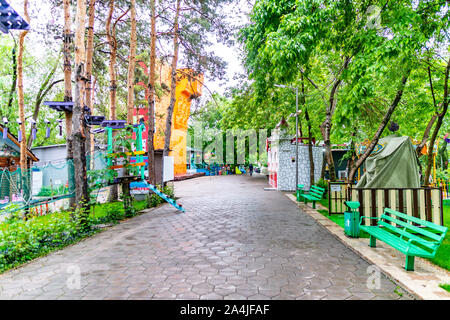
[163, 156, 174, 182]
[330, 184, 342, 192]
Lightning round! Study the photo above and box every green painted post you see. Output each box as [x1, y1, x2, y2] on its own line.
[106, 127, 113, 183]
[369, 235, 376, 248]
[405, 255, 415, 271]
[135, 124, 145, 181]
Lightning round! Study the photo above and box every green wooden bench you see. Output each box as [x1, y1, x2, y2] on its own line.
[360, 208, 448, 271]
[300, 185, 325, 209]
[296, 184, 304, 202]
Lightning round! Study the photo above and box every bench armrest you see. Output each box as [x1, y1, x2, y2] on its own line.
[406, 238, 440, 254]
[359, 216, 379, 225]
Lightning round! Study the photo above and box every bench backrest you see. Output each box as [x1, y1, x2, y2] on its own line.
[309, 185, 325, 198]
[379, 208, 448, 254]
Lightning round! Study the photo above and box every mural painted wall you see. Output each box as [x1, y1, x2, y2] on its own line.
[133, 60, 203, 175]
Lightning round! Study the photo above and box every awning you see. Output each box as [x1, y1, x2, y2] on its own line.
[0, 0, 30, 34]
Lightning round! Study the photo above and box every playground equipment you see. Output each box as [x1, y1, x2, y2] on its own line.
[0, 112, 185, 215]
[103, 120, 146, 183]
[103, 120, 185, 213]
[134, 64, 203, 176]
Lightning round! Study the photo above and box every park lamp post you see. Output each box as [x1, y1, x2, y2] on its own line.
[275, 84, 299, 191]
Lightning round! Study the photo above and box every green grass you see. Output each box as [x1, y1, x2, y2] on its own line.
[429, 205, 450, 271]
[439, 284, 450, 292]
[307, 194, 450, 272]
[0, 199, 154, 273]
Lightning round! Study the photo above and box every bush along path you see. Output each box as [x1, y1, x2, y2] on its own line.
[0, 184, 175, 274]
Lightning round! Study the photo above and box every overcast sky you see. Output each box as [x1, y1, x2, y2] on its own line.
[205, 0, 252, 95]
[8, 0, 253, 99]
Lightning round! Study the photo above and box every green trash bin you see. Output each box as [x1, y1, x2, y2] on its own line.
[344, 201, 360, 238]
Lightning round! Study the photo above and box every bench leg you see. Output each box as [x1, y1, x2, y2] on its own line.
[312, 201, 316, 209]
[369, 235, 376, 248]
[405, 255, 415, 271]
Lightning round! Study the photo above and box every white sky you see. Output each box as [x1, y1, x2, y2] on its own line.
[204, 0, 252, 95]
[7, 0, 253, 98]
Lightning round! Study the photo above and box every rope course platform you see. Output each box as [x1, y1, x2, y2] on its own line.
[43, 101, 90, 113]
[0, 0, 30, 34]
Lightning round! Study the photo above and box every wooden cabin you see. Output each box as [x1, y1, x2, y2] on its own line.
[0, 125, 39, 204]
[0, 125, 38, 171]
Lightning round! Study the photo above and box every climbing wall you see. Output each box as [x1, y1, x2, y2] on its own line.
[133, 61, 203, 175]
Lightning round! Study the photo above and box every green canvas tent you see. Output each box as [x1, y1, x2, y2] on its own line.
[356, 135, 421, 188]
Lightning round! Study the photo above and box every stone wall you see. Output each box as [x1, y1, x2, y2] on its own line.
[275, 138, 323, 192]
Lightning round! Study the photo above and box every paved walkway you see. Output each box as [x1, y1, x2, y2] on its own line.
[0, 175, 413, 300]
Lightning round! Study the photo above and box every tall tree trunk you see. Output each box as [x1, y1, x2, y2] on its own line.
[147, 0, 157, 185]
[85, 0, 96, 171]
[17, 0, 29, 207]
[162, 0, 181, 184]
[304, 57, 350, 182]
[127, 0, 137, 124]
[305, 109, 315, 186]
[106, 0, 117, 122]
[6, 39, 17, 115]
[320, 57, 351, 182]
[416, 114, 437, 157]
[85, 0, 96, 112]
[301, 73, 314, 186]
[73, 0, 90, 218]
[106, 0, 118, 201]
[348, 70, 411, 185]
[346, 127, 357, 182]
[424, 57, 450, 185]
[122, 0, 137, 209]
[63, 0, 75, 208]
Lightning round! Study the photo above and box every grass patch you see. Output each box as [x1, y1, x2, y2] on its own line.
[393, 286, 404, 297]
[439, 284, 450, 292]
[428, 205, 450, 271]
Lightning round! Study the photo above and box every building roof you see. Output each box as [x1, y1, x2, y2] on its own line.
[275, 117, 289, 129]
[0, 125, 39, 162]
[0, 0, 30, 33]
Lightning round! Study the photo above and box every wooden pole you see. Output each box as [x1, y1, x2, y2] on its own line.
[147, 0, 157, 185]
[127, 0, 137, 125]
[63, 0, 75, 208]
[73, 0, 90, 215]
[162, 0, 181, 184]
[85, 0, 96, 171]
[17, 0, 30, 205]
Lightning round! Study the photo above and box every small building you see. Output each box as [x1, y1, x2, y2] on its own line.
[30, 144, 110, 195]
[267, 118, 323, 191]
[324, 148, 351, 181]
[0, 125, 39, 204]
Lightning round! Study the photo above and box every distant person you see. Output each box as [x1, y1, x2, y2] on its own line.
[249, 164, 254, 176]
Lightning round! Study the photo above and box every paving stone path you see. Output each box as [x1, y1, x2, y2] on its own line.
[0, 175, 413, 300]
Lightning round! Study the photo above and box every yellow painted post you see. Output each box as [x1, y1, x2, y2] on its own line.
[377, 190, 384, 219]
[406, 189, 413, 217]
[433, 154, 436, 185]
[419, 189, 426, 221]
